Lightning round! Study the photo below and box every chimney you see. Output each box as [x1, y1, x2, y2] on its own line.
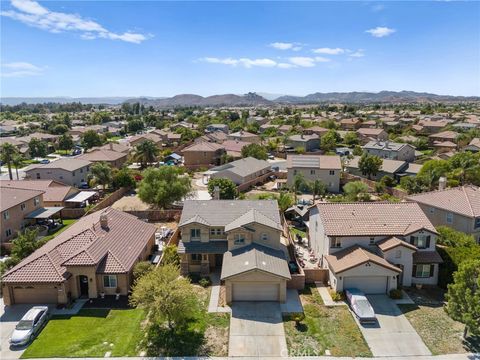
[109, 142, 113, 151]
[100, 213, 109, 230]
[438, 177, 447, 191]
[385, 140, 390, 149]
[301, 133, 304, 139]
[213, 186, 221, 200]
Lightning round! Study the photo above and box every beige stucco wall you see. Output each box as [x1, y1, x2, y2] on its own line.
[224, 270, 287, 303]
[1, 195, 43, 244]
[381, 246, 416, 287]
[227, 223, 281, 251]
[183, 150, 222, 167]
[287, 167, 340, 193]
[26, 165, 91, 188]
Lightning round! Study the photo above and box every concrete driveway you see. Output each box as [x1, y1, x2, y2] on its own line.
[0, 300, 33, 359]
[229, 302, 288, 357]
[354, 295, 431, 357]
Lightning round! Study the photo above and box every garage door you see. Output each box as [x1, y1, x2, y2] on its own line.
[13, 286, 58, 304]
[232, 283, 279, 301]
[343, 276, 387, 294]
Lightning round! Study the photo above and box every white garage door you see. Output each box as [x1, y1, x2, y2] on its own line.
[13, 286, 58, 304]
[232, 283, 279, 301]
[343, 276, 387, 294]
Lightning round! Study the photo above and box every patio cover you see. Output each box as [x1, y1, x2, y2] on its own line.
[25, 207, 64, 219]
[65, 191, 97, 203]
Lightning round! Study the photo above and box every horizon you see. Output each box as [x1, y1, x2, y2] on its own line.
[1, 1, 479, 97]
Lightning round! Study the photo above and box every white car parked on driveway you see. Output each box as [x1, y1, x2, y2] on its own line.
[345, 288, 377, 324]
[10, 306, 49, 347]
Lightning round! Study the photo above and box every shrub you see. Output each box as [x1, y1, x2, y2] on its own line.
[198, 277, 211, 288]
[389, 289, 403, 299]
[329, 289, 345, 301]
[133, 261, 154, 281]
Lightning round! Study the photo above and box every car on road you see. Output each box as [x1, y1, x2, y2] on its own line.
[10, 306, 49, 347]
[345, 288, 377, 324]
[39, 159, 50, 164]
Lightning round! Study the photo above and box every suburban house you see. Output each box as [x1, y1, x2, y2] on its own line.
[182, 141, 226, 168]
[177, 200, 291, 303]
[92, 142, 130, 154]
[309, 202, 442, 294]
[339, 118, 361, 130]
[0, 186, 44, 244]
[286, 134, 320, 152]
[407, 185, 480, 244]
[151, 129, 182, 146]
[286, 154, 342, 193]
[25, 159, 92, 188]
[208, 157, 272, 186]
[78, 149, 128, 168]
[68, 125, 108, 137]
[345, 156, 409, 181]
[363, 141, 416, 162]
[197, 131, 229, 144]
[206, 123, 229, 133]
[2, 208, 156, 305]
[128, 133, 163, 147]
[418, 120, 448, 134]
[221, 140, 250, 159]
[428, 130, 459, 145]
[465, 138, 480, 152]
[303, 126, 329, 137]
[227, 130, 260, 143]
[356, 128, 388, 144]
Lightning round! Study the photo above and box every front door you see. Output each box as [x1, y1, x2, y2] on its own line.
[79, 275, 89, 297]
[215, 254, 223, 267]
[396, 264, 404, 287]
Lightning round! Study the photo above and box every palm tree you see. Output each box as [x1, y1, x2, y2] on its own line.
[292, 173, 307, 203]
[90, 162, 113, 190]
[134, 140, 160, 168]
[311, 179, 327, 202]
[1, 143, 18, 180]
[12, 154, 24, 180]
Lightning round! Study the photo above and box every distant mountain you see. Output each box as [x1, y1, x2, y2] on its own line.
[256, 92, 290, 101]
[125, 92, 273, 108]
[0, 96, 166, 106]
[276, 91, 480, 104]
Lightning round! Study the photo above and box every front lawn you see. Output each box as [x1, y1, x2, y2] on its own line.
[283, 285, 371, 357]
[399, 288, 479, 355]
[22, 309, 145, 358]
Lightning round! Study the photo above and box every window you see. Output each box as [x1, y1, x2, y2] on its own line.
[369, 237, 375, 245]
[103, 275, 117, 288]
[190, 229, 201, 240]
[3, 210, 9, 220]
[80, 168, 83, 173]
[36, 173, 40, 179]
[429, 207, 435, 214]
[20, 203, 26, 211]
[210, 228, 215, 235]
[410, 235, 431, 249]
[73, 171, 76, 176]
[310, 170, 315, 175]
[59, 176, 63, 180]
[395, 249, 402, 258]
[475, 218, 480, 229]
[210, 228, 224, 236]
[261, 233, 269, 241]
[293, 169, 297, 175]
[234, 234, 245, 245]
[34, 197, 40, 206]
[446, 212, 453, 224]
[5, 229, 12, 237]
[191, 254, 202, 263]
[330, 237, 341, 248]
[87, 166, 90, 171]
[329, 170, 335, 175]
[216, 228, 223, 235]
[414, 264, 433, 278]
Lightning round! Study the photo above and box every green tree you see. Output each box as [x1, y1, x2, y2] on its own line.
[58, 133, 74, 153]
[127, 119, 145, 133]
[343, 131, 359, 146]
[311, 179, 327, 202]
[162, 245, 180, 266]
[50, 123, 69, 135]
[1, 143, 18, 180]
[445, 259, 480, 338]
[436, 226, 477, 247]
[320, 130, 339, 152]
[134, 140, 160, 168]
[112, 167, 135, 189]
[292, 173, 308, 201]
[399, 176, 428, 194]
[28, 137, 48, 158]
[207, 177, 237, 199]
[277, 191, 294, 212]
[241, 143, 268, 160]
[358, 153, 383, 180]
[129, 264, 201, 330]
[10, 228, 40, 261]
[81, 130, 103, 150]
[344, 181, 370, 201]
[417, 159, 450, 190]
[90, 162, 113, 190]
[138, 166, 193, 209]
[133, 261, 154, 281]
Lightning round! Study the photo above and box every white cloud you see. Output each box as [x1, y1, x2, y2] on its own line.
[371, 4, 385, 12]
[313, 47, 345, 55]
[1, 0, 149, 43]
[288, 57, 316, 67]
[1, 61, 44, 77]
[277, 63, 296, 69]
[366, 26, 396, 38]
[269, 42, 302, 51]
[314, 56, 331, 62]
[200, 57, 277, 68]
[349, 49, 365, 58]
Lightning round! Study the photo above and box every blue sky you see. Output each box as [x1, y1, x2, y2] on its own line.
[1, 0, 479, 97]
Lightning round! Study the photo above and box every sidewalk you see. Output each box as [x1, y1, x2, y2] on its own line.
[315, 282, 347, 306]
[207, 272, 231, 313]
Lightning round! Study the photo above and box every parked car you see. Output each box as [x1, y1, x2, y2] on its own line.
[39, 159, 50, 164]
[10, 306, 49, 347]
[345, 288, 377, 324]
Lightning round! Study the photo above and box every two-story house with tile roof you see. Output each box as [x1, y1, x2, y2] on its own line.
[309, 202, 442, 294]
[177, 200, 291, 303]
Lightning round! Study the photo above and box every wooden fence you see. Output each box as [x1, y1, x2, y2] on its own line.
[85, 187, 130, 215]
[341, 173, 408, 199]
[125, 209, 182, 222]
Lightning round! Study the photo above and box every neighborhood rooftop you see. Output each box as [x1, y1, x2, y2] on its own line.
[0, 186, 44, 212]
[286, 154, 342, 169]
[25, 158, 91, 171]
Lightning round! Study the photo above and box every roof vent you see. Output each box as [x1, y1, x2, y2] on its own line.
[100, 213, 109, 230]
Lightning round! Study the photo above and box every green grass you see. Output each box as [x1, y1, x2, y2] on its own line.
[21, 309, 145, 358]
[399, 302, 480, 355]
[290, 228, 306, 239]
[54, 150, 70, 155]
[283, 284, 371, 357]
[41, 219, 77, 242]
[107, 136, 122, 141]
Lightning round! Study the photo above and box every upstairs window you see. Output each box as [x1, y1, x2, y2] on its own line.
[190, 229, 201, 240]
[446, 212, 453, 224]
[330, 237, 341, 248]
[310, 170, 315, 175]
[261, 233, 269, 241]
[475, 217, 480, 229]
[3, 210, 9, 220]
[34, 197, 40, 206]
[20, 203, 26, 211]
[410, 235, 431, 249]
[234, 234, 245, 245]
[329, 170, 335, 175]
